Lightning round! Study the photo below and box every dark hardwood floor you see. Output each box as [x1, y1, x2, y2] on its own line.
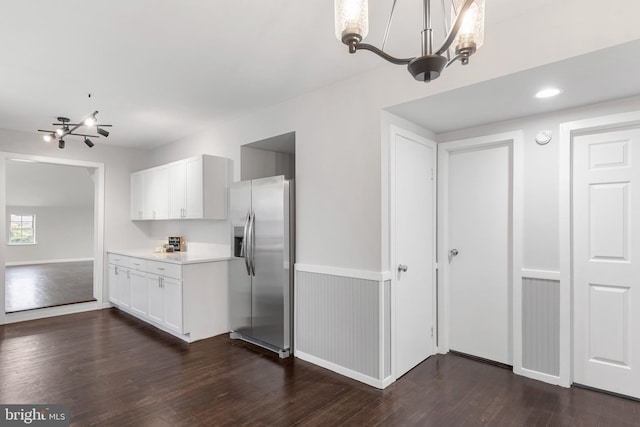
[1, 309, 639, 426]
[4, 261, 95, 313]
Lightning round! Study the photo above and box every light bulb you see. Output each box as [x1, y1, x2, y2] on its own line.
[43, 134, 53, 142]
[56, 128, 64, 136]
[84, 116, 96, 126]
[335, 0, 369, 44]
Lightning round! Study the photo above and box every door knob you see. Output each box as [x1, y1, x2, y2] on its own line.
[449, 249, 459, 256]
[397, 264, 408, 272]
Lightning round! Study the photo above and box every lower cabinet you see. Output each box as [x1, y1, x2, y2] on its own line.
[107, 252, 227, 342]
[146, 273, 182, 333]
[129, 269, 148, 317]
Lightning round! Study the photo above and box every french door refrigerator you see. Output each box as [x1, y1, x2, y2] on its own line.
[229, 175, 294, 358]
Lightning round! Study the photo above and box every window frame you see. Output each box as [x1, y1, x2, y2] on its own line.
[8, 213, 37, 245]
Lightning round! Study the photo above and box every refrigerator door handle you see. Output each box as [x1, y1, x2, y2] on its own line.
[249, 211, 256, 276]
[242, 211, 251, 275]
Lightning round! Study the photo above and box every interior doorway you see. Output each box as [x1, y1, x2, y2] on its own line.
[1, 153, 105, 323]
[438, 132, 523, 367]
[4, 160, 96, 313]
[572, 127, 640, 399]
[390, 127, 437, 378]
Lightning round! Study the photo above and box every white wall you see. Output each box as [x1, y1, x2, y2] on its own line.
[241, 146, 295, 181]
[437, 95, 640, 272]
[6, 205, 94, 264]
[146, 0, 640, 274]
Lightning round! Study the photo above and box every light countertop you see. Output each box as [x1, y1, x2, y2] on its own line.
[107, 249, 232, 265]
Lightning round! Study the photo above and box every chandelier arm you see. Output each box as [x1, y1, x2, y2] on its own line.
[355, 43, 414, 65]
[446, 54, 465, 67]
[64, 110, 100, 136]
[434, 0, 476, 56]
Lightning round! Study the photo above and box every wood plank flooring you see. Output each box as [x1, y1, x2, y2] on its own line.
[1, 309, 639, 426]
[4, 261, 95, 313]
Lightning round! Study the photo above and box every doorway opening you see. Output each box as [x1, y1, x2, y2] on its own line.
[1, 154, 105, 322]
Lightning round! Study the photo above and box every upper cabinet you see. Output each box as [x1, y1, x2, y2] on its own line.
[131, 155, 232, 221]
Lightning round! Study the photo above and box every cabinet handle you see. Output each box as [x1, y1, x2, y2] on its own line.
[127, 270, 130, 279]
[115, 266, 118, 275]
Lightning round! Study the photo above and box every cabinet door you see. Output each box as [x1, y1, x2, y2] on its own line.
[130, 171, 145, 220]
[129, 270, 147, 316]
[144, 167, 169, 219]
[185, 157, 203, 219]
[108, 263, 118, 303]
[163, 276, 183, 333]
[118, 267, 131, 308]
[147, 274, 164, 324]
[169, 161, 187, 219]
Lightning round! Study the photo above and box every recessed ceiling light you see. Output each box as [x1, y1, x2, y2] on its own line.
[535, 88, 562, 99]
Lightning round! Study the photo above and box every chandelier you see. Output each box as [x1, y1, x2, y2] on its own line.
[334, 0, 485, 82]
[38, 111, 112, 149]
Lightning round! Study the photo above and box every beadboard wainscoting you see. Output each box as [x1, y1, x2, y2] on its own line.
[516, 269, 562, 385]
[294, 264, 392, 388]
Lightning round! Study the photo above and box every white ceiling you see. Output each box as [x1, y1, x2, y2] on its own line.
[5, 160, 95, 208]
[388, 39, 640, 133]
[0, 0, 626, 150]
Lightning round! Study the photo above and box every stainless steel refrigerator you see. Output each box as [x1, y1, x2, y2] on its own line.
[229, 175, 294, 358]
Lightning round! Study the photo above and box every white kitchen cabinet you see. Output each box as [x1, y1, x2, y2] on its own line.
[144, 166, 169, 220]
[147, 273, 164, 324]
[185, 157, 204, 218]
[168, 161, 187, 219]
[129, 258, 148, 316]
[162, 276, 183, 333]
[108, 254, 130, 305]
[107, 251, 227, 342]
[132, 154, 231, 221]
[108, 263, 118, 303]
[130, 171, 145, 220]
[118, 268, 131, 309]
[146, 271, 183, 334]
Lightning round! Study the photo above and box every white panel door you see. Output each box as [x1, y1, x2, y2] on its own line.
[573, 129, 640, 398]
[168, 160, 187, 219]
[448, 143, 511, 365]
[395, 132, 435, 378]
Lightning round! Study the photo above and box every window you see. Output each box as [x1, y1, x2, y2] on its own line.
[9, 214, 36, 245]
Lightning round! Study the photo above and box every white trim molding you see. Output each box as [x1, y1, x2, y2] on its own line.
[6, 257, 94, 267]
[294, 263, 389, 282]
[520, 268, 561, 281]
[559, 110, 640, 388]
[296, 350, 389, 389]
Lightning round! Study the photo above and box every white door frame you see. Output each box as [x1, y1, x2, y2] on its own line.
[0, 152, 105, 325]
[437, 131, 523, 369]
[559, 110, 640, 388]
[389, 125, 437, 381]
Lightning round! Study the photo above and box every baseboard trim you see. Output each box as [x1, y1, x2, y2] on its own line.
[4, 301, 99, 324]
[295, 350, 386, 389]
[6, 257, 94, 266]
[516, 366, 567, 387]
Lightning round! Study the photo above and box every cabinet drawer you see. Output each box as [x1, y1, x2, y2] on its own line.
[147, 260, 182, 280]
[128, 258, 148, 272]
[108, 254, 129, 267]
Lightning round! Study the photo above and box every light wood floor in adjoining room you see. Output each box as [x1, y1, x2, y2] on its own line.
[1, 309, 639, 426]
[4, 261, 95, 313]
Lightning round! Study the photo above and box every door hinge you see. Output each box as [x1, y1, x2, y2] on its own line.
[431, 168, 434, 181]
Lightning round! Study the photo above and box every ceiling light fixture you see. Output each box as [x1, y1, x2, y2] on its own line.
[38, 111, 112, 149]
[535, 88, 562, 99]
[335, 0, 485, 82]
